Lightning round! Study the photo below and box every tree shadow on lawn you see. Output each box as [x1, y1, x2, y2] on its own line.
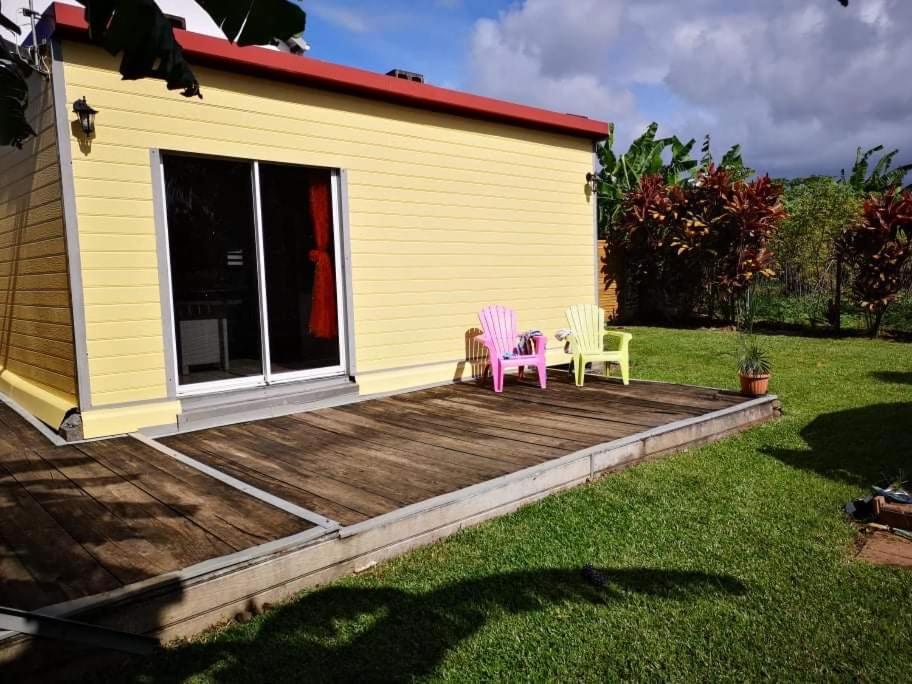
[131, 567, 746, 683]
[869, 371, 912, 386]
[766, 402, 912, 486]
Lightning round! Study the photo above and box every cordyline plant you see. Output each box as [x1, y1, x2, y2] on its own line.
[611, 167, 786, 322]
[837, 188, 912, 337]
[676, 169, 785, 297]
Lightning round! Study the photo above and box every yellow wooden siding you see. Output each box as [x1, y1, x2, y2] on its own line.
[0, 72, 78, 427]
[61, 40, 596, 412]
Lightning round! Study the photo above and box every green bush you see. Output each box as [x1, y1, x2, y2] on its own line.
[773, 177, 862, 293]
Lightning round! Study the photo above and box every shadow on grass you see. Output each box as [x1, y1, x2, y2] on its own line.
[766, 402, 912, 486]
[126, 567, 746, 683]
[870, 371, 912, 386]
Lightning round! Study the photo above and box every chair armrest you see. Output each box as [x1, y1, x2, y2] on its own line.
[602, 330, 632, 352]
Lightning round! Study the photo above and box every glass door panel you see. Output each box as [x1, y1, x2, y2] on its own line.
[162, 153, 263, 388]
[259, 163, 342, 377]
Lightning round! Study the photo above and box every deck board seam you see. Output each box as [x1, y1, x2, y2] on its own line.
[328, 406, 540, 469]
[0, 455, 124, 591]
[352, 403, 557, 464]
[10, 447, 213, 581]
[231, 425, 446, 503]
[162, 434, 387, 521]
[283, 413, 505, 482]
[131, 433, 341, 531]
[73, 443, 249, 554]
[369, 397, 593, 451]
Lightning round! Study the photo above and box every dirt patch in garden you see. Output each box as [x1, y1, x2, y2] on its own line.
[855, 528, 912, 569]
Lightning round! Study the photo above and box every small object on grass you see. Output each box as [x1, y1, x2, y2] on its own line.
[894, 528, 912, 542]
[582, 563, 608, 588]
[844, 495, 875, 521]
[872, 484, 912, 505]
[863, 522, 912, 542]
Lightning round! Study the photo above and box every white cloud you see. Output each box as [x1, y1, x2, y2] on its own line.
[467, 0, 912, 177]
[308, 3, 371, 34]
[468, 0, 639, 138]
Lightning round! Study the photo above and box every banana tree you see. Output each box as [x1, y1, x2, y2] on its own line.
[1, 2, 35, 147]
[844, 144, 912, 194]
[594, 122, 698, 237]
[0, 0, 307, 147]
[698, 134, 754, 181]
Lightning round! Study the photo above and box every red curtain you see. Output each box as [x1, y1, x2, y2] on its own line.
[307, 176, 338, 339]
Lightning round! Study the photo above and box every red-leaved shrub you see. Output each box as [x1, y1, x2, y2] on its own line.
[838, 187, 912, 336]
[609, 167, 786, 321]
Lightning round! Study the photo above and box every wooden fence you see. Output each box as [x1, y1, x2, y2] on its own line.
[597, 240, 620, 319]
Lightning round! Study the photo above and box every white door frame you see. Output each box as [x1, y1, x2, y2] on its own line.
[156, 153, 347, 398]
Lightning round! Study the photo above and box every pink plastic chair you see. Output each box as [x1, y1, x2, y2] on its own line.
[477, 305, 548, 392]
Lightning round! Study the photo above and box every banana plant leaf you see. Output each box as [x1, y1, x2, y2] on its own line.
[0, 0, 311, 147]
[78, 0, 201, 97]
[849, 145, 884, 190]
[0, 34, 36, 149]
[76, 0, 307, 97]
[196, 0, 306, 46]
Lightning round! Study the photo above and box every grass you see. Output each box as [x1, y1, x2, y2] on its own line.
[122, 328, 912, 683]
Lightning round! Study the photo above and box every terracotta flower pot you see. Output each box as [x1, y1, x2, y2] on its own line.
[739, 373, 770, 397]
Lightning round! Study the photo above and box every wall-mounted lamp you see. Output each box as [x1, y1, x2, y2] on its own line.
[586, 172, 600, 193]
[73, 97, 98, 137]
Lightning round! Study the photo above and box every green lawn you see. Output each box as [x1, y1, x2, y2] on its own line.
[126, 328, 912, 683]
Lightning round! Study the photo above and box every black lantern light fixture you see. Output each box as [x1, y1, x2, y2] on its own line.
[73, 97, 98, 136]
[586, 172, 599, 193]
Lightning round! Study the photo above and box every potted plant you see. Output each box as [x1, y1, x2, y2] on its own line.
[737, 337, 771, 397]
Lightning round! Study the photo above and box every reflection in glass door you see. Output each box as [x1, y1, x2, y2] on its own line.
[161, 153, 345, 394]
[163, 154, 263, 390]
[259, 163, 342, 379]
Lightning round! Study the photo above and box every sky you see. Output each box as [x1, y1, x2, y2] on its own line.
[4, 0, 911, 179]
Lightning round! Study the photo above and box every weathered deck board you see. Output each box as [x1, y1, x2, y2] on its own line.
[0, 407, 311, 611]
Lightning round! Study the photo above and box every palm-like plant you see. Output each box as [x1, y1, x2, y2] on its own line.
[844, 145, 912, 194]
[594, 123, 698, 237]
[1, 7, 34, 147]
[698, 134, 755, 182]
[1, 0, 307, 147]
[737, 337, 771, 377]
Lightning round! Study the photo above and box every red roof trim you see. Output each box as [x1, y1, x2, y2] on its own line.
[48, 2, 610, 140]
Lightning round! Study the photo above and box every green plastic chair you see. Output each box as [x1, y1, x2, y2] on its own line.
[565, 304, 632, 386]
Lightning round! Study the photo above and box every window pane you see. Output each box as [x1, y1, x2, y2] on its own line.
[259, 163, 341, 375]
[163, 154, 263, 386]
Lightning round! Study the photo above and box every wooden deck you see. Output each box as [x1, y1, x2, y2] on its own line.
[161, 374, 748, 526]
[0, 371, 778, 675]
[0, 404, 311, 612]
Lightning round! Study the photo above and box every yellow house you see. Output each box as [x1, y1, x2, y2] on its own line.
[0, 3, 609, 440]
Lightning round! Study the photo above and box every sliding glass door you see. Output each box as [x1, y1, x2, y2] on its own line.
[259, 163, 342, 378]
[161, 153, 345, 395]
